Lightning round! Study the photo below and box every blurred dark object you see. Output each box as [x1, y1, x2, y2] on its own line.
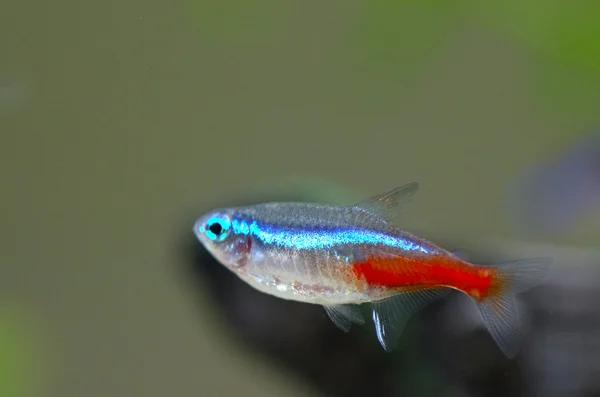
[506, 132, 600, 239]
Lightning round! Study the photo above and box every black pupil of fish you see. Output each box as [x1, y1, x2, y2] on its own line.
[208, 222, 223, 236]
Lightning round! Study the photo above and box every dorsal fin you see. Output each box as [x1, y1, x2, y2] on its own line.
[354, 182, 420, 223]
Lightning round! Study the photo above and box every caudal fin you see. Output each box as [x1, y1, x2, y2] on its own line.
[475, 257, 553, 358]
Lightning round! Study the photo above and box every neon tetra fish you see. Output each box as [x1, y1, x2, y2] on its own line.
[193, 182, 551, 358]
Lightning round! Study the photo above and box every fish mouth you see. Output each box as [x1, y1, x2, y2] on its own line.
[192, 217, 207, 242]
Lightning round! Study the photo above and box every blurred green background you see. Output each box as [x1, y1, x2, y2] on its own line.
[1, 1, 600, 396]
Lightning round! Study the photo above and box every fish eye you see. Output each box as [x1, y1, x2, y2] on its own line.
[204, 215, 231, 242]
[208, 222, 222, 236]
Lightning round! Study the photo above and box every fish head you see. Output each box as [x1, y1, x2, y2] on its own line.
[193, 208, 252, 270]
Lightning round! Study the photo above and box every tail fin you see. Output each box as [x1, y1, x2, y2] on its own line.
[475, 257, 553, 358]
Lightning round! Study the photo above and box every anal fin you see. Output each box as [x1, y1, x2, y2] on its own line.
[323, 304, 365, 332]
[372, 287, 451, 351]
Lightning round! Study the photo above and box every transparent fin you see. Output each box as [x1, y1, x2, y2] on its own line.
[354, 182, 420, 223]
[475, 257, 553, 358]
[477, 296, 522, 358]
[491, 257, 553, 294]
[372, 287, 451, 351]
[323, 304, 365, 332]
[449, 249, 470, 261]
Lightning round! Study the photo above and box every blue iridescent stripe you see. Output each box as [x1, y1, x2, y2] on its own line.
[231, 219, 431, 254]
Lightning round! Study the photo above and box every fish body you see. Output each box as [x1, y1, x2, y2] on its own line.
[194, 182, 551, 357]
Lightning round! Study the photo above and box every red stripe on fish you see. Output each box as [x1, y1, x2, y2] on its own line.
[351, 255, 494, 299]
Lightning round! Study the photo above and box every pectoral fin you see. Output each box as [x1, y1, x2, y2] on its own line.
[323, 304, 365, 332]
